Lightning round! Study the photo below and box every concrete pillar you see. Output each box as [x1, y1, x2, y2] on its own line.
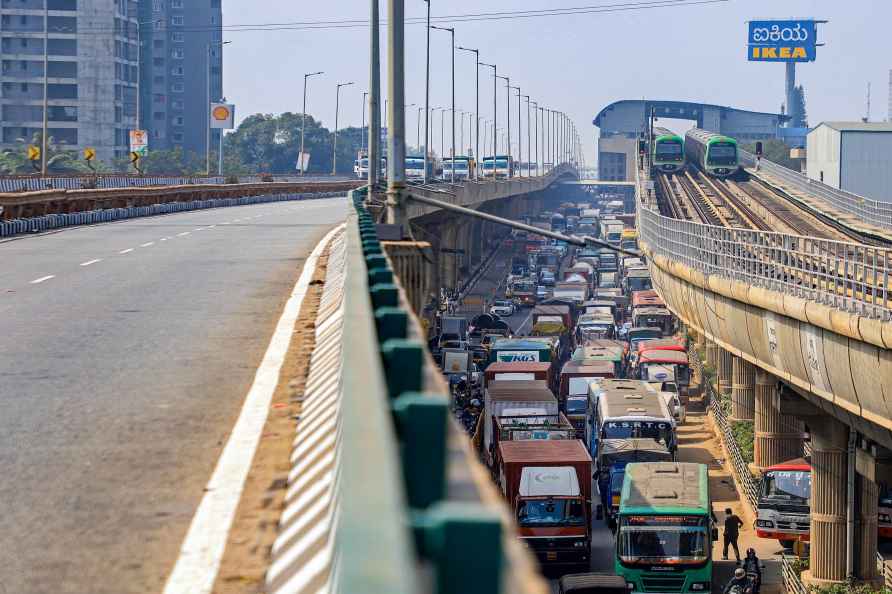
[469, 220, 483, 268]
[754, 370, 804, 468]
[804, 417, 849, 586]
[441, 223, 458, 292]
[856, 471, 880, 582]
[717, 348, 733, 397]
[730, 356, 755, 421]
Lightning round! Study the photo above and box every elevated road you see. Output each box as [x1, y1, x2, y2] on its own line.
[0, 196, 346, 594]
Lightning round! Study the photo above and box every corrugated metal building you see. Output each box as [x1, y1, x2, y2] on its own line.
[806, 122, 892, 202]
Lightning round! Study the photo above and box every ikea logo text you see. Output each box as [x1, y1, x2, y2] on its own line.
[751, 46, 807, 60]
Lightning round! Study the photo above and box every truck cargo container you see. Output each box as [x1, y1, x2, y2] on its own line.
[484, 380, 558, 464]
[498, 440, 593, 567]
[484, 361, 553, 387]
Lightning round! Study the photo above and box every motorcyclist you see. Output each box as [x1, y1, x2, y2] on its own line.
[743, 548, 761, 593]
[723, 568, 750, 594]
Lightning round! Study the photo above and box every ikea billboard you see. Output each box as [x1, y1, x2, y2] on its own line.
[747, 19, 817, 62]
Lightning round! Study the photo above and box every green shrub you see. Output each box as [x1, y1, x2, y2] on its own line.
[731, 420, 754, 464]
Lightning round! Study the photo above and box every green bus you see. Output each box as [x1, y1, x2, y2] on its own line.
[615, 462, 716, 593]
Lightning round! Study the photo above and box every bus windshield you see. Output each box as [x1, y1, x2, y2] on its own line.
[566, 396, 589, 414]
[406, 158, 425, 170]
[618, 516, 709, 564]
[762, 470, 810, 504]
[518, 499, 586, 527]
[444, 160, 469, 170]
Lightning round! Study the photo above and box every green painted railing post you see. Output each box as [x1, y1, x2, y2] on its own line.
[392, 393, 448, 508]
[375, 307, 408, 342]
[380, 339, 424, 398]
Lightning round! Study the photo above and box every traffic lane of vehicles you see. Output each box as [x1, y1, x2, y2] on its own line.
[0, 198, 347, 594]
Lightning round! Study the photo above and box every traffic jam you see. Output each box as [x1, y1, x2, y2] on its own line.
[427, 196, 767, 594]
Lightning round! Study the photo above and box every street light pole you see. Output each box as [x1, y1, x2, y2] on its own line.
[496, 75, 510, 177]
[422, 0, 431, 183]
[457, 46, 479, 178]
[41, 0, 48, 175]
[332, 81, 354, 175]
[301, 71, 324, 177]
[523, 95, 530, 177]
[532, 102, 539, 176]
[430, 25, 455, 182]
[509, 85, 520, 176]
[362, 91, 368, 156]
[416, 106, 423, 153]
[478, 62, 496, 180]
[458, 110, 465, 157]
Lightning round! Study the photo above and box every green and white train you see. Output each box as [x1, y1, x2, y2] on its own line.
[684, 128, 739, 178]
[651, 127, 685, 174]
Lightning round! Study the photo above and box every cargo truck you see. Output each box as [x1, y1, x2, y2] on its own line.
[497, 440, 593, 567]
[483, 380, 558, 465]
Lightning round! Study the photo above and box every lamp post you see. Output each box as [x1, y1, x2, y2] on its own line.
[361, 91, 368, 156]
[332, 81, 354, 175]
[205, 40, 231, 175]
[478, 62, 496, 180]
[430, 25, 455, 182]
[523, 95, 531, 177]
[495, 75, 510, 177]
[422, 0, 431, 182]
[457, 46, 479, 178]
[416, 106, 424, 153]
[438, 106, 446, 163]
[509, 85, 520, 176]
[299, 71, 324, 176]
[531, 101, 539, 176]
[458, 110, 465, 158]
[369, 0, 380, 187]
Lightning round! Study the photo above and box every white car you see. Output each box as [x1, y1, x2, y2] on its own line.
[489, 300, 515, 317]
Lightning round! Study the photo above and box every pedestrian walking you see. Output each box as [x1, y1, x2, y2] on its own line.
[722, 507, 744, 563]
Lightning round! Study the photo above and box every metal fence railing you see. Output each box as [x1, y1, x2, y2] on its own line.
[741, 150, 892, 230]
[781, 554, 808, 594]
[270, 187, 544, 594]
[639, 206, 892, 320]
[0, 173, 342, 192]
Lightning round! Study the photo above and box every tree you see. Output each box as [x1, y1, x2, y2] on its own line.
[741, 138, 798, 170]
[224, 112, 363, 174]
[0, 132, 96, 174]
[790, 85, 808, 128]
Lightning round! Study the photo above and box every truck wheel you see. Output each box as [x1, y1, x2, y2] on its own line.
[779, 539, 795, 550]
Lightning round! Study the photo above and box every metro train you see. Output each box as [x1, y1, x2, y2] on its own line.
[651, 127, 685, 173]
[683, 128, 740, 178]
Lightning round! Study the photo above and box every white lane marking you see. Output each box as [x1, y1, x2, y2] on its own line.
[30, 275, 55, 284]
[208, 225, 216, 229]
[194, 227, 205, 231]
[119, 248, 134, 254]
[519, 308, 535, 333]
[177, 232, 190, 237]
[80, 259, 102, 267]
[161, 237, 171, 241]
[162, 223, 345, 594]
[140, 242, 155, 248]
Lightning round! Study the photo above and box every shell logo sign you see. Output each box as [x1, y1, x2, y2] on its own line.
[210, 102, 235, 129]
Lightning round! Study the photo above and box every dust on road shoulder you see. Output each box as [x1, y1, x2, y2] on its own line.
[210, 238, 333, 594]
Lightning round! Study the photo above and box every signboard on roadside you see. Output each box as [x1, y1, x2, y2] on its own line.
[747, 19, 818, 62]
[296, 152, 310, 172]
[210, 103, 235, 129]
[129, 130, 148, 156]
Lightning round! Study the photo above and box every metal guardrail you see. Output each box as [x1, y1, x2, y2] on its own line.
[741, 150, 892, 230]
[0, 173, 347, 192]
[298, 187, 512, 594]
[0, 191, 344, 239]
[689, 351, 759, 513]
[639, 206, 892, 320]
[781, 554, 808, 594]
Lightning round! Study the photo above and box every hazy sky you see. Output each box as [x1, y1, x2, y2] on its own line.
[221, 1, 890, 163]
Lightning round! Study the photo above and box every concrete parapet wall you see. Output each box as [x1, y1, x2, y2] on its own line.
[642, 241, 892, 448]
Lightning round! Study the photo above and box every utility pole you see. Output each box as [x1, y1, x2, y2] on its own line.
[479, 62, 497, 180]
[301, 71, 324, 176]
[332, 81, 354, 175]
[385, 0, 407, 225]
[457, 46, 479, 178]
[496, 75, 510, 177]
[422, 0, 431, 183]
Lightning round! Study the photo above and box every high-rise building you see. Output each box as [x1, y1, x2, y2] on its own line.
[138, 0, 223, 161]
[0, 0, 139, 163]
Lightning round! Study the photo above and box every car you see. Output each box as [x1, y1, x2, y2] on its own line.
[489, 300, 515, 317]
[536, 285, 548, 300]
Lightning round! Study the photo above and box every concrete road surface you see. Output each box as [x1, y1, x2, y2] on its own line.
[0, 196, 346, 594]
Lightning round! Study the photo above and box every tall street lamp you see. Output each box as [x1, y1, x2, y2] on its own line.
[509, 85, 520, 176]
[523, 95, 531, 177]
[531, 101, 539, 176]
[361, 91, 368, 156]
[206, 40, 232, 175]
[416, 106, 424, 153]
[430, 24, 455, 182]
[457, 45, 479, 178]
[422, 0, 431, 182]
[332, 81, 355, 175]
[495, 75, 510, 177]
[478, 62, 497, 180]
[300, 70, 324, 176]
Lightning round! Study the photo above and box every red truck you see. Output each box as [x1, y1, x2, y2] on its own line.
[497, 440, 593, 568]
